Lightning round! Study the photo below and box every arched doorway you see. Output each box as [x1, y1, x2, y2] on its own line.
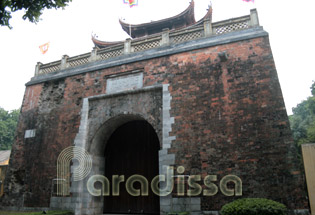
[103, 120, 160, 214]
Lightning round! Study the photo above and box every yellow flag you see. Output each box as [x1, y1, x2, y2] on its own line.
[39, 42, 50, 54]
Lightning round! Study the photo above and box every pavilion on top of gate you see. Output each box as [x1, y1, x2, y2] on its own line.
[92, 0, 212, 48]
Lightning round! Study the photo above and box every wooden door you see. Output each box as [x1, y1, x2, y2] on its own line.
[104, 120, 160, 214]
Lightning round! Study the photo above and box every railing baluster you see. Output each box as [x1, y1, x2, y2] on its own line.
[36, 10, 257, 76]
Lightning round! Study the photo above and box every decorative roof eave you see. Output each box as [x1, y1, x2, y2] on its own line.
[92, 36, 124, 49]
[91, 1, 212, 47]
[119, 0, 196, 38]
[194, 5, 212, 26]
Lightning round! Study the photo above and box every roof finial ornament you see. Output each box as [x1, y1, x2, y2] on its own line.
[207, 1, 212, 11]
[91, 31, 98, 39]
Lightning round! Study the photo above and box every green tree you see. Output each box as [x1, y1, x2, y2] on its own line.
[0, 107, 20, 150]
[311, 81, 315, 97]
[0, 0, 72, 28]
[289, 81, 315, 146]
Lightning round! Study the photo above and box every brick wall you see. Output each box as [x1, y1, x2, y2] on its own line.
[1, 35, 308, 211]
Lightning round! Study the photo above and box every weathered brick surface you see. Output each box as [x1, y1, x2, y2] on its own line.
[1, 36, 308, 211]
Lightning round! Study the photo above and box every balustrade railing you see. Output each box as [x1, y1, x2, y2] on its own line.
[34, 9, 259, 76]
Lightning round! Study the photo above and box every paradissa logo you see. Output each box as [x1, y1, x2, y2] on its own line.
[57, 147, 242, 197]
[87, 166, 242, 197]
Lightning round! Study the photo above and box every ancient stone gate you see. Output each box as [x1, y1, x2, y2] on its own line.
[1, 3, 310, 215]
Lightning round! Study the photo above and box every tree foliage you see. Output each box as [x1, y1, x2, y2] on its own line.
[289, 81, 315, 146]
[0, 0, 72, 28]
[0, 107, 20, 150]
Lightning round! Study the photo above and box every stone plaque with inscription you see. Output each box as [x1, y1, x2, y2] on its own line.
[106, 72, 143, 94]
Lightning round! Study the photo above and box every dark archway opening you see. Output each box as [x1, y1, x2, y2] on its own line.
[103, 120, 160, 214]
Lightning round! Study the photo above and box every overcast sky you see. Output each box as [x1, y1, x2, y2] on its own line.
[0, 0, 314, 115]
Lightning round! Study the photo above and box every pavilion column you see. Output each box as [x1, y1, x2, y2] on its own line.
[250, 9, 259, 27]
[35, 62, 43, 76]
[90, 47, 99, 62]
[124, 38, 131, 54]
[61, 55, 69, 70]
[161, 28, 170, 46]
[204, 18, 213, 37]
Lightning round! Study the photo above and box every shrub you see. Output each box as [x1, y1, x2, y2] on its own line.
[220, 198, 287, 215]
[168, 212, 189, 215]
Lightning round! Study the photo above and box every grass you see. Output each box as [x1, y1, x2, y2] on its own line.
[0, 211, 73, 215]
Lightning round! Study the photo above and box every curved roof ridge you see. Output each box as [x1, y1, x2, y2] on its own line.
[188, 4, 212, 28]
[92, 35, 124, 49]
[119, 0, 195, 38]
[196, 5, 212, 24]
[91, 1, 213, 47]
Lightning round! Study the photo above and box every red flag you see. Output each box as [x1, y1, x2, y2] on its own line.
[39, 42, 50, 54]
[123, 0, 138, 7]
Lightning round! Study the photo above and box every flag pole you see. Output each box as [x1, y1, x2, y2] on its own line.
[123, 0, 138, 38]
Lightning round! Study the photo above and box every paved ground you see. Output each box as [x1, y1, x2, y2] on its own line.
[0, 211, 73, 215]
